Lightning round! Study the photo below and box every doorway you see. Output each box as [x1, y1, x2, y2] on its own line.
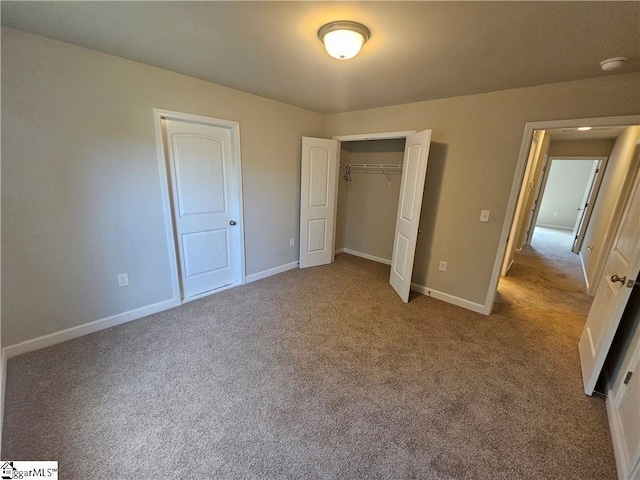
[299, 130, 432, 302]
[154, 109, 246, 303]
[489, 115, 640, 313]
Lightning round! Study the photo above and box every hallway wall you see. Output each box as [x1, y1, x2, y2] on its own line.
[580, 126, 640, 293]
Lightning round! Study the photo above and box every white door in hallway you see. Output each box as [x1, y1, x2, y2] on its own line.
[164, 119, 243, 299]
[579, 166, 640, 395]
[389, 129, 432, 302]
[571, 159, 607, 254]
[299, 137, 339, 268]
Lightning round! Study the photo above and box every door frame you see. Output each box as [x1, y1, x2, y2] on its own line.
[570, 156, 608, 254]
[529, 155, 608, 237]
[486, 114, 639, 314]
[501, 133, 542, 276]
[153, 108, 246, 304]
[523, 153, 550, 246]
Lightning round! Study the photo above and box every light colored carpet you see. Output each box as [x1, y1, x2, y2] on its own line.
[3, 233, 616, 479]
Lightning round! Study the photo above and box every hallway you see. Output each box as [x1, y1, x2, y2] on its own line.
[496, 226, 593, 337]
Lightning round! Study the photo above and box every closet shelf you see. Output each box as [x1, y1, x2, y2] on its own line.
[341, 163, 402, 170]
[341, 163, 402, 185]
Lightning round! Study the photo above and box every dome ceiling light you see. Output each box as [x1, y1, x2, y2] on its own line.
[318, 21, 370, 60]
[600, 57, 628, 72]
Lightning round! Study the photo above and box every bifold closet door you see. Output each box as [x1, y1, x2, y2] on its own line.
[299, 137, 339, 268]
[389, 129, 432, 302]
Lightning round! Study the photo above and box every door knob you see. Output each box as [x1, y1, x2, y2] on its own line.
[611, 274, 626, 284]
[229, 220, 237, 226]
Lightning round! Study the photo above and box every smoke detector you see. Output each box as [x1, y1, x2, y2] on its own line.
[600, 57, 628, 72]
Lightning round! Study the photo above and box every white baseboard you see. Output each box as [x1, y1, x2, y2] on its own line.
[505, 258, 515, 275]
[3, 298, 179, 359]
[335, 248, 345, 255]
[410, 283, 490, 315]
[1, 347, 6, 452]
[341, 248, 391, 266]
[535, 223, 573, 231]
[606, 389, 636, 480]
[245, 261, 299, 284]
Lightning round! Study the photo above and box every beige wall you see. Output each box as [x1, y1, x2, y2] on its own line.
[3, 27, 640, 347]
[1, 28, 324, 346]
[580, 126, 640, 292]
[325, 74, 640, 305]
[548, 139, 616, 157]
[337, 140, 404, 260]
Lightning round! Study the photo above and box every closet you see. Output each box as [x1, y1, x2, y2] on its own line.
[336, 138, 406, 265]
[299, 130, 432, 302]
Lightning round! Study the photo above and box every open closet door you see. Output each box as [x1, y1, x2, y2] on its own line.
[389, 129, 432, 302]
[300, 137, 339, 268]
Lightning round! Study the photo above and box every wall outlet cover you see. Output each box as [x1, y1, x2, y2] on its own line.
[117, 273, 129, 287]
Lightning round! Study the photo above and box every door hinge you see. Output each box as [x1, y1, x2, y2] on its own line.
[624, 371, 633, 385]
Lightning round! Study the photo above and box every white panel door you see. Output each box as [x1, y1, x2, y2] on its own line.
[300, 137, 339, 268]
[389, 130, 432, 302]
[579, 167, 640, 395]
[164, 119, 241, 299]
[572, 160, 606, 254]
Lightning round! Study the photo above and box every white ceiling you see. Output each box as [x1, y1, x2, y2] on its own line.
[2, 1, 639, 114]
[546, 126, 629, 142]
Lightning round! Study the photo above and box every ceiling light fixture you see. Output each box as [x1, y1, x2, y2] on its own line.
[577, 127, 593, 131]
[600, 57, 628, 72]
[318, 21, 370, 60]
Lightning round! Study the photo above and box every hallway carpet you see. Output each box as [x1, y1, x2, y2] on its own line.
[3, 242, 616, 478]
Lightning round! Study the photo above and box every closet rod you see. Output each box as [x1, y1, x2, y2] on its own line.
[341, 163, 402, 169]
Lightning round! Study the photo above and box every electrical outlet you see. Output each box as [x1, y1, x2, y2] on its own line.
[117, 273, 129, 287]
[439, 261, 448, 272]
[480, 210, 490, 222]
[290, 238, 295, 247]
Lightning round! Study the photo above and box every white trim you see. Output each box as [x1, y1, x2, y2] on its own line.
[332, 130, 416, 142]
[606, 390, 626, 480]
[411, 283, 489, 315]
[245, 261, 299, 284]
[505, 258, 515, 274]
[535, 223, 574, 231]
[2, 298, 179, 359]
[341, 248, 391, 265]
[335, 248, 345, 255]
[606, 388, 640, 480]
[485, 115, 640, 315]
[153, 111, 182, 306]
[1, 348, 6, 449]
[153, 108, 246, 304]
[579, 251, 591, 294]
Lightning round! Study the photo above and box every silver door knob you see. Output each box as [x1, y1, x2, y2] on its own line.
[229, 220, 237, 226]
[611, 274, 626, 284]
